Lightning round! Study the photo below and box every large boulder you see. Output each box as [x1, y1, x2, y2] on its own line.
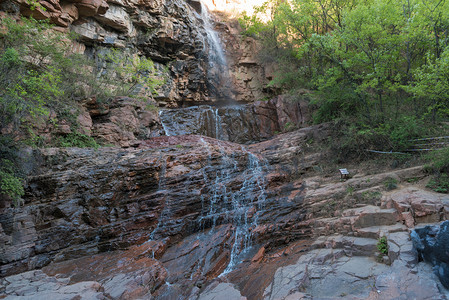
[411, 221, 449, 288]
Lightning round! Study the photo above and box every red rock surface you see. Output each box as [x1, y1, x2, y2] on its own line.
[1, 125, 449, 299]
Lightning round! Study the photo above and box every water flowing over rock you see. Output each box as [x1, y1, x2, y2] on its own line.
[0, 133, 307, 286]
[2, 126, 449, 299]
[159, 95, 311, 144]
[159, 105, 260, 143]
[200, 1, 234, 101]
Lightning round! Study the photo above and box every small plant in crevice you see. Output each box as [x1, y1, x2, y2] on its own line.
[377, 236, 389, 255]
[384, 177, 398, 191]
[361, 191, 382, 203]
[406, 177, 420, 183]
[346, 185, 355, 196]
[283, 121, 296, 132]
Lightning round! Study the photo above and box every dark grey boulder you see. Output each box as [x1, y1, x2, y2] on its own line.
[411, 221, 449, 288]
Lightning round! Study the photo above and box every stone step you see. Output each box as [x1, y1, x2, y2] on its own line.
[342, 205, 399, 229]
[312, 235, 378, 256]
[354, 223, 408, 239]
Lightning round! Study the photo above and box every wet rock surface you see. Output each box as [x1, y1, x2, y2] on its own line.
[159, 95, 311, 144]
[1, 126, 449, 299]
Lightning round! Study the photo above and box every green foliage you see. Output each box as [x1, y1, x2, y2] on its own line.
[0, 16, 90, 131]
[96, 48, 164, 100]
[0, 17, 163, 142]
[346, 185, 354, 196]
[384, 177, 398, 191]
[0, 169, 24, 205]
[426, 147, 449, 173]
[283, 121, 296, 132]
[329, 121, 390, 161]
[56, 132, 99, 149]
[242, 0, 449, 144]
[375, 116, 425, 150]
[0, 136, 24, 206]
[361, 191, 382, 202]
[426, 173, 449, 193]
[424, 146, 449, 193]
[377, 236, 389, 255]
[406, 177, 420, 183]
[408, 48, 449, 121]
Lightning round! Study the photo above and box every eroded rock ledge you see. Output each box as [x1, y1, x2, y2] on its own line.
[1, 126, 449, 299]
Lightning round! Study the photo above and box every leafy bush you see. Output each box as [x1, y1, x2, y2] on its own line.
[0, 16, 163, 141]
[377, 236, 389, 255]
[329, 121, 390, 162]
[0, 136, 24, 206]
[375, 116, 424, 150]
[426, 174, 449, 193]
[426, 147, 449, 174]
[424, 146, 449, 193]
[0, 16, 95, 133]
[96, 48, 165, 100]
[56, 132, 99, 149]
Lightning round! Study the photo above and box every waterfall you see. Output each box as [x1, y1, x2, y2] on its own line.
[199, 138, 268, 273]
[201, 1, 227, 68]
[199, 1, 234, 101]
[158, 104, 262, 144]
[159, 105, 224, 139]
[149, 153, 169, 241]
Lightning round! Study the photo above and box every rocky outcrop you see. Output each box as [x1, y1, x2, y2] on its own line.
[261, 232, 444, 300]
[0, 131, 311, 280]
[12, 96, 163, 147]
[2, 125, 449, 299]
[159, 95, 311, 144]
[3, 0, 263, 106]
[385, 187, 449, 226]
[3, 0, 275, 106]
[412, 221, 449, 289]
[85, 96, 163, 147]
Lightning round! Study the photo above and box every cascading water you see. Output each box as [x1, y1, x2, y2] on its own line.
[201, 2, 226, 67]
[149, 153, 169, 241]
[159, 106, 224, 139]
[199, 1, 234, 101]
[153, 0, 268, 275]
[158, 104, 262, 144]
[198, 138, 268, 273]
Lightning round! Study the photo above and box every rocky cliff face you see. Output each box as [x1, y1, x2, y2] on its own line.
[2, 125, 449, 299]
[159, 94, 310, 144]
[2, 0, 449, 299]
[0, 131, 313, 298]
[0, 0, 271, 106]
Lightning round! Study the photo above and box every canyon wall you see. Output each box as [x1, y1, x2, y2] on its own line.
[0, 0, 271, 106]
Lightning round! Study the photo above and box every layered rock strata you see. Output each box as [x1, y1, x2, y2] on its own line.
[1, 0, 271, 106]
[1, 126, 449, 299]
[159, 94, 310, 144]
